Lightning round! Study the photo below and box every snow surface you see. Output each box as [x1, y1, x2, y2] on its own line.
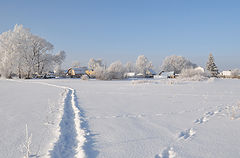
[1, 78, 240, 158]
[0, 79, 62, 157]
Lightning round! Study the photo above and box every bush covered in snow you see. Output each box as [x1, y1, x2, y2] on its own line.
[231, 69, 240, 78]
[179, 68, 208, 81]
[81, 75, 89, 80]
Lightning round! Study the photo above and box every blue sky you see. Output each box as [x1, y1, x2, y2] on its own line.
[0, 0, 240, 70]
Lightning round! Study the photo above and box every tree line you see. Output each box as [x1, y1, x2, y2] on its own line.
[1, 25, 233, 80]
[83, 53, 221, 80]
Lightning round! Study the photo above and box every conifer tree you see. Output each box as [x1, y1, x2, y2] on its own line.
[206, 53, 219, 77]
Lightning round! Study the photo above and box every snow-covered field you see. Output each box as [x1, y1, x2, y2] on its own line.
[1, 78, 240, 158]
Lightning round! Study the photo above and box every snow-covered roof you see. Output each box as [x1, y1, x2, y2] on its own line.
[147, 69, 156, 75]
[159, 71, 174, 76]
[63, 70, 68, 73]
[125, 72, 135, 77]
[136, 73, 144, 76]
[68, 67, 88, 75]
[71, 67, 87, 71]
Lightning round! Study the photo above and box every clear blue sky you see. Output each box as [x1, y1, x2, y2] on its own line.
[1, 0, 240, 70]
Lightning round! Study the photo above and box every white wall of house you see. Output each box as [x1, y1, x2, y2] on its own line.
[221, 71, 232, 76]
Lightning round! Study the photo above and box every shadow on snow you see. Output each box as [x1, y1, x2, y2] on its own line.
[50, 90, 77, 158]
[73, 91, 99, 158]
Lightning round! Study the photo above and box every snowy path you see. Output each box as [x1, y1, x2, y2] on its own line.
[30, 82, 88, 158]
[50, 88, 86, 158]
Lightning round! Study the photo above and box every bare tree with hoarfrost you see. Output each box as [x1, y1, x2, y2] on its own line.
[136, 55, 153, 76]
[88, 58, 104, 70]
[107, 61, 126, 79]
[94, 66, 109, 80]
[0, 31, 15, 78]
[71, 61, 81, 68]
[161, 55, 197, 74]
[0, 24, 66, 78]
[29, 35, 54, 76]
[53, 51, 66, 75]
[125, 61, 136, 72]
[0, 25, 31, 78]
[231, 69, 240, 78]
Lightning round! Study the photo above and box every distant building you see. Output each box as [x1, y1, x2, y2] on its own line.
[154, 71, 175, 79]
[146, 69, 157, 78]
[85, 69, 95, 77]
[67, 67, 88, 78]
[124, 69, 156, 78]
[220, 70, 232, 77]
[124, 72, 136, 78]
[136, 73, 144, 78]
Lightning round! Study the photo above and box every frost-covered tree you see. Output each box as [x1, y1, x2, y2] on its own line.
[206, 53, 218, 77]
[136, 55, 153, 76]
[93, 61, 126, 80]
[53, 51, 66, 75]
[29, 35, 54, 75]
[161, 55, 197, 74]
[94, 66, 110, 80]
[71, 61, 81, 68]
[107, 61, 126, 79]
[125, 62, 136, 72]
[0, 24, 66, 78]
[88, 58, 104, 70]
[0, 25, 32, 78]
[231, 69, 240, 78]
[0, 31, 16, 78]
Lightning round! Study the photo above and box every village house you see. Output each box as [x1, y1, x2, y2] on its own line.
[154, 71, 175, 79]
[220, 70, 232, 78]
[67, 67, 88, 78]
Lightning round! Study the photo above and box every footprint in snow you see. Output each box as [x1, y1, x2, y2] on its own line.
[205, 111, 214, 116]
[194, 117, 209, 124]
[194, 111, 218, 124]
[155, 147, 176, 158]
[178, 128, 196, 140]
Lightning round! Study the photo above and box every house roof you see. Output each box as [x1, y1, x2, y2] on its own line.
[160, 71, 174, 76]
[68, 67, 88, 75]
[71, 67, 87, 71]
[147, 69, 156, 75]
